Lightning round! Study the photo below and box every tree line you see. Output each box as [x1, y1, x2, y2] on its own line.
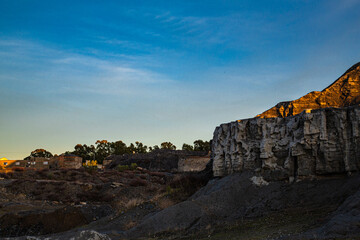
[24, 140, 210, 164]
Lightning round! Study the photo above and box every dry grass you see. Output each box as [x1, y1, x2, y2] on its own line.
[157, 198, 175, 209]
[124, 220, 137, 230]
[124, 198, 144, 210]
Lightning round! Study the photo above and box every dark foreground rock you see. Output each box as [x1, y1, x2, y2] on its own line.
[4, 172, 360, 240]
[119, 172, 360, 239]
[3, 230, 111, 240]
[295, 187, 360, 240]
[0, 204, 112, 238]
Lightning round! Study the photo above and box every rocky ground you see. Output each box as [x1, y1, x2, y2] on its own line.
[1, 163, 360, 240]
[0, 167, 209, 239]
[2, 171, 360, 239]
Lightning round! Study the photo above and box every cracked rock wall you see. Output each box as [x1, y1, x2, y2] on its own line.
[212, 106, 360, 178]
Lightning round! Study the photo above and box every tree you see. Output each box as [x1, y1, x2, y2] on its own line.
[111, 140, 129, 155]
[73, 144, 95, 161]
[193, 140, 211, 152]
[182, 143, 194, 151]
[126, 141, 148, 153]
[160, 142, 176, 150]
[149, 145, 159, 152]
[135, 141, 148, 153]
[95, 140, 112, 164]
[127, 143, 136, 154]
[24, 149, 53, 160]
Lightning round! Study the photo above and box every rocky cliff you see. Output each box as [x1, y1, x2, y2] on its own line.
[257, 62, 360, 118]
[213, 63, 360, 178]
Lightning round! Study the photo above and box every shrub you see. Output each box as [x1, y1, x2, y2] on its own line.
[83, 160, 98, 174]
[130, 163, 138, 170]
[165, 185, 178, 196]
[117, 165, 130, 172]
[46, 172, 54, 180]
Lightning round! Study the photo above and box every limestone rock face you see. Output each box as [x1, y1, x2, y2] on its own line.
[212, 106, 360, 178]
[213, 63, 360, 178]
[257, 62, 360, 118]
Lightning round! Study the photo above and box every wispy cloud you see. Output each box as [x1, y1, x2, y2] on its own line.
[151, 11, 280, 49]
[0, 39, 175, 97]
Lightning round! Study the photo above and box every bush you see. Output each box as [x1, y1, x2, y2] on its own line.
[117, 163, 137, 172]
[165, 185, 178, 195]
[117, 165, 130, 172]
[130, 163, 138, 170]
[83, 160, 98, 174]
[46, 172, 54, 180]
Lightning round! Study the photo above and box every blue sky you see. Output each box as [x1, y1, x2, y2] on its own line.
[1, 0, 360, 159]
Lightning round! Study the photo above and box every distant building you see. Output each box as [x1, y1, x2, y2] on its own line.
[0, 155, 82, 173]
[53, 155, 82, 169]
[0, 158, 18, 173]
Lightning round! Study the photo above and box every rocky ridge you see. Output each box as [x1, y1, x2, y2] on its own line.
[213, 63, 360, 178]
[257, 62, 360, 118]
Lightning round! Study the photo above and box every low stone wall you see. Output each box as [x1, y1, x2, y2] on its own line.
[53, 156, 82, 169]
[212, 106, 360, 179]
[178, 155, 210, 172]
[1, 156, 83, 172]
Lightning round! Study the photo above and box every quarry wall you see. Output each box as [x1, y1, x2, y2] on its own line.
[212, 106, 360, 179]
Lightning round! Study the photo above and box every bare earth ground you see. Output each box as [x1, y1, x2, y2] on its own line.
[1, 170, 360, 239]
[0, 168, 207, 238]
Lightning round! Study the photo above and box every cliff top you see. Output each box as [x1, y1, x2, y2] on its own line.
[256, 62, 360, 118]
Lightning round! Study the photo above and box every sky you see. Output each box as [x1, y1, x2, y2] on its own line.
[1, 0, 360, 159]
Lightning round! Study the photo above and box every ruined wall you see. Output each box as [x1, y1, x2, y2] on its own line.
[178, 155, 210, 172]
[212, 106, 360, 179]
[53, 156, 82, 169]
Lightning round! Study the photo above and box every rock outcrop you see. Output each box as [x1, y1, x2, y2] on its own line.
[257, 62, 360, 118]
[120, 173, 360, 239]
[213, 63, 360, 178]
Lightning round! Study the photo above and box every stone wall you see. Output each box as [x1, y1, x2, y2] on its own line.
[178, 154, 210, 172]
[212, 106, 360, 179]
[53, 156, 82, 169]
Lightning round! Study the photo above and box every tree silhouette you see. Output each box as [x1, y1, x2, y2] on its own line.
[193, 140, 210, 152]
[24, 149, 53, 160]
[182, 143, 194, 151]
[160, 142, 176, 150]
